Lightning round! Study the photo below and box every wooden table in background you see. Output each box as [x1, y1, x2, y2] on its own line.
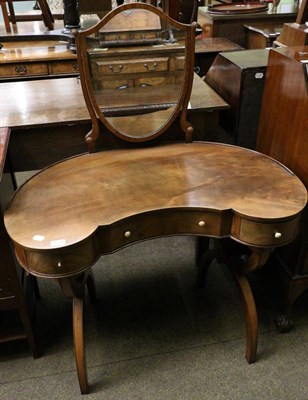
[198, 0, 298, 47]
[0, 73, 230, 171]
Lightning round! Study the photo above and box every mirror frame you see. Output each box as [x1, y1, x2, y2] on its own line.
[76, 3, 196, 151]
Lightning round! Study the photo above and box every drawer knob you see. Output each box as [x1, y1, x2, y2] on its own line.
[274, 232, 282, 239]
[144, 62, 158, 71]
[198, 221, 206, 227]
[124, 231, 131, 238]
[57, 261, 62, 267]
[15, 65, 27, 75]
[109, 64, 123, 73]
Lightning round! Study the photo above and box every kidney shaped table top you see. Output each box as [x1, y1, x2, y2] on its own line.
[4, 141, 307, 394]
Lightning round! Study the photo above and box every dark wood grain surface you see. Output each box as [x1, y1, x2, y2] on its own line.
[5, 142, 307, 278]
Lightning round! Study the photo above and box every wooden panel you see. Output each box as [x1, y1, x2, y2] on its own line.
[257, 47, 308, 187]
[205, 49, 269, 149]
[276, 23, 308, 47]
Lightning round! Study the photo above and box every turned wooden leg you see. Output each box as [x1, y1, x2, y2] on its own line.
[230, 268, 258, 364]
[73, 297, 89, 395]
[0, 3, 11, 33]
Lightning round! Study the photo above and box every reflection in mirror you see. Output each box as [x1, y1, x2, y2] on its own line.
[76, 4, 195, 144]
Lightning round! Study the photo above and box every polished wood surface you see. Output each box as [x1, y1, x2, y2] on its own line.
[0, 40, 75, 62]
[1, 73, 229, 174]
[257, 46, 308, 331]
[198, 0, 298, 46]
[0, 40, 78, 80]
[5, 142, 307, 278]
[204, 49, 269, 149]
[244, 22, 283, 49]
[0, 74, 229, 129]
[275, 22, 308, 47]
[195, 36, 243, 75]
[4, 141, 307, 393]
[257, 47, 308, 187]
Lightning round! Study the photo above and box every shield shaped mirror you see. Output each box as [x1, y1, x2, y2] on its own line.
[76, 3, 196, 148]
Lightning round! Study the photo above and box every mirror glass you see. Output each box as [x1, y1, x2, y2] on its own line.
[84, 7, 187, 139]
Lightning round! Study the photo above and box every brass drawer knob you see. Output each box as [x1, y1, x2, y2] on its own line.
[124, 231, 131, 238]
[144, 62, 158, 71]
[198, 221, 206, 227]
[15, 65, 27, 75]
[274, 232, 282, 239]
[109, 64, 123, 73]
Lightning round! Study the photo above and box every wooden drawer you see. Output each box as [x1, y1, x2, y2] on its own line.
[95, 57, 169, 76]
[98, 209, 231, 252]
[94, 77, 134, 90]
[231, 216, 301, 247]
[17, 238, 97, 278]
[51, 60, 79, 74]
[0, 62, 48, 78]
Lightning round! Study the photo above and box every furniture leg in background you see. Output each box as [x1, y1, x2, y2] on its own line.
[0, 0, 54, 33]
[0, 127, 39, 358]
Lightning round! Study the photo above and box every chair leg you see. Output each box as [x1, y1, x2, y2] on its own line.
[37, 0, 54, 29]
[73, 297, 89, 395]
[7, 0, 16, 24]
[0, 2, 11, 32]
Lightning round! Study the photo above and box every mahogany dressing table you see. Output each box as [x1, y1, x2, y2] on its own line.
[3, 4, 307, 395]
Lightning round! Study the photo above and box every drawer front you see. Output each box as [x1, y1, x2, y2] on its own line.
[98, 209, 230, 252]
[19, 238, 97, 278]
[1, 63, 48, 78]
[95, 78, 133, 91]
[51, 60, 79, 74]
[175, 56, 185, 71]
[232, 216, 301, 247]
[95, 57, 169, 76]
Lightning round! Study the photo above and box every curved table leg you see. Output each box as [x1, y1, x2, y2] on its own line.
[228, 246, 271, 363]
[59, 269, 95, 395]
[230, 267, 258, 364]
[198, 239, 271, 364]
[73, 297, 89, 395]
